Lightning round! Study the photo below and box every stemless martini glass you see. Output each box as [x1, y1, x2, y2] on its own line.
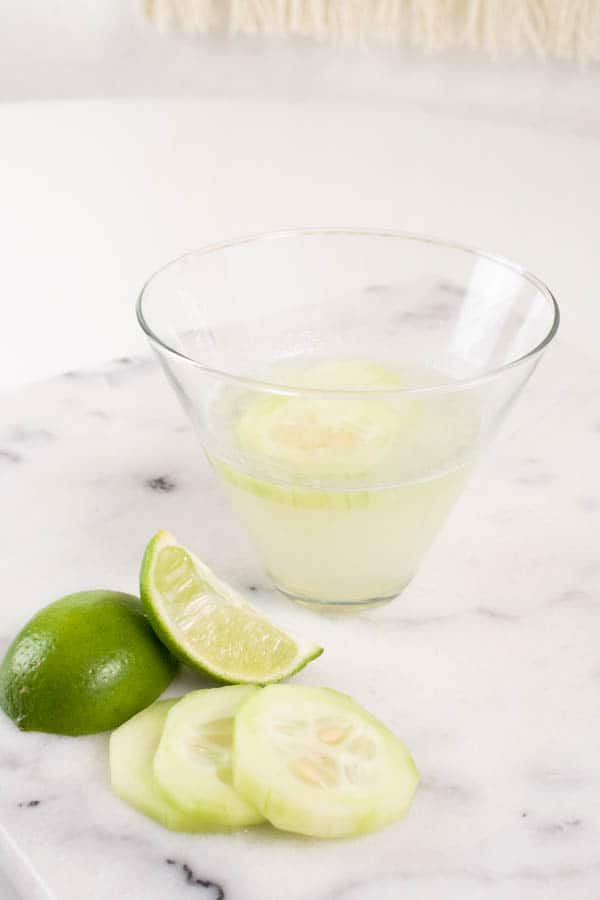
[137, 229, 559, 608]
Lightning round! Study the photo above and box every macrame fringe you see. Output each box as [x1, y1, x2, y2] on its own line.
[141, 0, 600, 61]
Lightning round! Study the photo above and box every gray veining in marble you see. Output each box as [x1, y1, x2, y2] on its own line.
[0, 340, 599, 899]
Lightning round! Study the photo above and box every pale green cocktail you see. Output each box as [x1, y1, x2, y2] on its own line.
[210, 359, 478, 605]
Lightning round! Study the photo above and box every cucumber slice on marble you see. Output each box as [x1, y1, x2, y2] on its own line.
[109, 699, 207, 832]
[154, 685, 265, 830]
[232, 685, 418, 838]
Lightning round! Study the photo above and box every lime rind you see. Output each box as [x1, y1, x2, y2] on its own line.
[140, 531, 323, 685]
[0, 591, 178, 736]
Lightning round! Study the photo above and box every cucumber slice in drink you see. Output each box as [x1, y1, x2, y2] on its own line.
[233, 685, 418, 838]
[154, 685, 265, 830]
[109, 699, 205, 832]
[236, 360, 415, 481]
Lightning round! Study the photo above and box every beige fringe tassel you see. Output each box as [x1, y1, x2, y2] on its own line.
[141, 0, 600, 62]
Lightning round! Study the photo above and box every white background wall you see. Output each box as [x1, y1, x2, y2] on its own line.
[2, 0, 599, 139]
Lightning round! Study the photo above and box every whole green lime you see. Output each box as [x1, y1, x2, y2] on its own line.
[0, 590, 178, 735]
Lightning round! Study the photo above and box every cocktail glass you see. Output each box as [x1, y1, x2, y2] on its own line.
[137, 229, 559, 608]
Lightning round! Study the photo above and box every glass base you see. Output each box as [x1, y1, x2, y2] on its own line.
[272, 580, 412, 612]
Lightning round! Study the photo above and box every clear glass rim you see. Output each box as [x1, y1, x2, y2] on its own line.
[136, 227, 560, 397]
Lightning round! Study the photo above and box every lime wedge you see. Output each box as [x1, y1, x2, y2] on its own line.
[140, 531, 323, 684]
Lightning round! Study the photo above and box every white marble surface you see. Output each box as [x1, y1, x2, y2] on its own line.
[0, 325, 599, 898]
